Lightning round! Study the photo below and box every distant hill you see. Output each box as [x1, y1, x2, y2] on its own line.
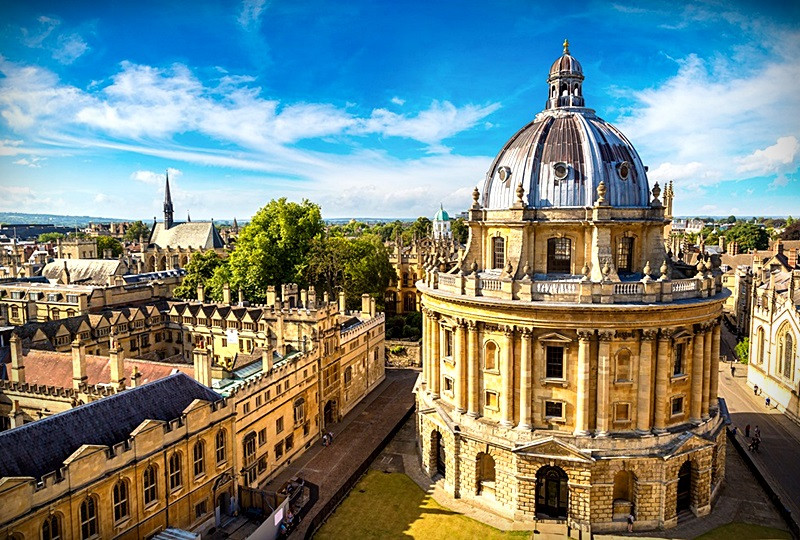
[0, 212, 131, 228]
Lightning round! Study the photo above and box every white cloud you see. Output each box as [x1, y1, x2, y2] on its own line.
[21, 16, 60, 48]
[391, 96, 405, 106]
[12, 156, 45, 167]
[238, 0, 268, 29]
[53, 33, 90, 64]
[736, 136, 800, 176]
[131, 168, 182, 185]
[0, 185, 58, 212]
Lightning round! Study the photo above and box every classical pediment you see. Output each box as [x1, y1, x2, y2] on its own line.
[514, 437, 594, 463]
[538, 332, 573, 344]
[664, 432, 713, 459]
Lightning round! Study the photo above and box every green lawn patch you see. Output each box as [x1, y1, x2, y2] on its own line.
[694, 522, 791, 540]
[314, 470, 530, 540]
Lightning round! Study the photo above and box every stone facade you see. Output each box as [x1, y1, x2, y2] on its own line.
[415, 43, 727, 534]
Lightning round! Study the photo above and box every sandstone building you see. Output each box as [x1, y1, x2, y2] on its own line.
[0, 373, 235, 539]
[415, 42, 728, 534]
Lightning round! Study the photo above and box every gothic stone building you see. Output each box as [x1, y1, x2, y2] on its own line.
[415, 42, 727, 534]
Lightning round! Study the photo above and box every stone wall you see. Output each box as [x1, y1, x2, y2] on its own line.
[385, 339, 421, 367]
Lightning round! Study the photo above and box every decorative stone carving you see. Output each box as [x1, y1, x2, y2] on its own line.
[596, 180, 607, 205]
[472, 187, 481, 209]
[597, 331, 614, 341]
[641, 329, 658, 341]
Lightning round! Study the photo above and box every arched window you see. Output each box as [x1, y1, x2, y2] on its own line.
[66, 309, 76, 318]
[615, 350, 631, 381]
[484, 342, 498, 371]
[781, 330, 795, 379]
[757, 327, 765, 364]
[294, 398, 306, 424]
[243, 432, 257, 484]
[402, 272, 409, 287]
[403, 294, 416, 312]
[216, 430, 227, 465]
[51, 308, 60, 320]
[492, 237, 505, 269]
[42, 514, 62, 540]
[79, 496, 98, 539]
[344, 366, 353, 388]
[547, 238, 571, 274]
[193, 441, 205, 478]
[168, 453, 182, 491]
[143, 465, 157, 505]
[112, 480, 129, 523]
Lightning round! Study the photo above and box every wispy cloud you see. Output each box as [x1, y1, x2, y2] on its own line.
[53, 33, 90, 64]
[238, 0, 268, 29]
[736, 136, 799, 176]
[19, 16, 90, 64]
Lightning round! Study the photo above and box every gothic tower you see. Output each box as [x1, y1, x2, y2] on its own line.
[164, 171, 174, 230]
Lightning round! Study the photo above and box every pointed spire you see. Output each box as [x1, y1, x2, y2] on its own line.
[163, 170, 174, 229]
[233, 217, 239, 233]
[187, 211, 191, 222]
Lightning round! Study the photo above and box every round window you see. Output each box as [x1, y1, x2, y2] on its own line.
[617, 161, 630, 180]
[553, 162, 568, 180]
[498, 166, 511, 183]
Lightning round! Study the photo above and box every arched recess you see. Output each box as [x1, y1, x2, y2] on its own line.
[676, 460, 693, 513]
[431, 430, 446, 477]
[614, 349, 632, 382]
[476, 452, 496, 497]
[535, 465, 569, 518]
[484, 341, 498, 371]
[612, 470, 635, 520]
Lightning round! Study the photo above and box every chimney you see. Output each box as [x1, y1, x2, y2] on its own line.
[266, 286, 277, 307]
[238, 288, 244, 305]
[223, 283, 231, 304]
[193, 347, 212, 387]
[10, 334, 25, 384]
[308, 288, 316, 309]
[731, 241, 739, 256]
[72, 338, 87, 391]
[130, 365, 141, 388]
[339, 291, 346, 313]
[300, 289, 308, 309]
[776, 239, 784, 255]
[370, 296, 376, 317]
[197, 283, 205, 303]
[262, 348, 273, 373]
[718, 236, 726, 253]
[361, 293, 371, 318]
[109, 342, 125, 387]
[323, 291, 329, 304]
[791, 248, 799, 269]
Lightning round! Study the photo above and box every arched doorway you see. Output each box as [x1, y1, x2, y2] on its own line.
[324, 400, 336, 427]
[536, 466, 569, 518]
[477, 453, 496, 496]
[432, 431, 446, 477]
[677, 461, 692, 513]
[216, 491, 231, 524]
[612, 470, 634, 520]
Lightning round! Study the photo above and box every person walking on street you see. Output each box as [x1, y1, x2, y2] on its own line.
[731, 364, 736, 377]
[754, 425, 760, 438]
[754, 384, 759, 395]
[765, 396, 771, 408]
[627, 513, 635, 532]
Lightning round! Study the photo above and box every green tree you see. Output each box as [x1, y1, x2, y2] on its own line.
[451, 217, 469, 245]
[780, 221, 800, 240]
[97, 236, 123, 257]
[734, 338, 749, 364]
[124, 220, 151, 242]
[726, 215, 736, 224]
[226, 198, 324, 301]
[723, 222, 770, 251]
[173, 251, 227, 300]
[38, 232, 66, 243]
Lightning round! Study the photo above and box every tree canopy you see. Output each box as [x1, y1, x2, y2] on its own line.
[173, 251, 227, 300]
[723, 222, 770, 251]
[451, 217, 469, 245]
[38, 232, 65, 243]
[97, 236, 123, 257]
[780, 220, 800, 240]
[124, 220, 151, 242]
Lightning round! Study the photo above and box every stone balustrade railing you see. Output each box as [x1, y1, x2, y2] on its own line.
[426, 270, 722, 305]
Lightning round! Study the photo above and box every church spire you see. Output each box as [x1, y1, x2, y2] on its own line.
[164, 170, 174, 229]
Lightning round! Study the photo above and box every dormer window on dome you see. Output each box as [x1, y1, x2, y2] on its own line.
[617, 161, 630, 180]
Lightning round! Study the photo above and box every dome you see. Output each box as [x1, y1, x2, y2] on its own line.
[433, 205, 449, 221]
[479, 42, 651, 210]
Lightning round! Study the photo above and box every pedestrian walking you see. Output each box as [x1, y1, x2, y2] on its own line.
[765, 396, 771, 408]
[327, 431, 334, 444]
[627, 513, 635, 532]
[754, 425, 760, 438]
[731, 364, 736, 377]
[754, 384, 759, 395]
[745, 424, 751, 438]
[322, 433, 329, 447]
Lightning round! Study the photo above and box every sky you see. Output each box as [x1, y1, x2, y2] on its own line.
[0, 0, 799, 221]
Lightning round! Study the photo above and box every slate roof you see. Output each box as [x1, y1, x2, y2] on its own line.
[42, 259, 126, 286]
[0, 373, 221, 480]
[149, 222, 225, 250]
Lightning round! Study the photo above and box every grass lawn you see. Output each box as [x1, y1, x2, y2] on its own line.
[314, 470, 530, 540]
[694, 522, 792, 540]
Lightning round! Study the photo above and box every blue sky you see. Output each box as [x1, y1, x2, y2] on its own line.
[1, 0, 798, 220]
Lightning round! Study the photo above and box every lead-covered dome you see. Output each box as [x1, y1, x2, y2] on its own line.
[480, 41, 650, 209]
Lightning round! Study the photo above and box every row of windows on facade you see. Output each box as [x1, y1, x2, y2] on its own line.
[442, 336, 692, 380]
[241, 412, 310, 485]
[35, 430, 227, 540]
[753, 325, 797, 382]
[4, 291, 81, 303]
[240, 370, 313, 415]
[490, 236, 635, 274]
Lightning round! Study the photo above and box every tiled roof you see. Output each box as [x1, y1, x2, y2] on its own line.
[0, 348, 194, 386]
[0, 373, 220, 480]
[149, 222, 225, 249]
[42, 259, 126, 286]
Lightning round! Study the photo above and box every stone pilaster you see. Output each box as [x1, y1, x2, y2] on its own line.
[636, 329, 657, 433]
[653, 328, 674, 433]
[595, 331, 613, 435]
[467, 321, 480, 417]
[702, 323, 712, 420]
[574, 329, 593, 435]
[501, 326, 515, 427]
[454, 320, 467, 413]
[690, 326, 705, 424]
[421, 308, 429, 385]
[710, 321, 721, 413]
[517, 327, 533, 430]
[431, 314, 441, 397]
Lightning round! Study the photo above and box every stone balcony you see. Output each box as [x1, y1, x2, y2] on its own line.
[427, 269, 722, 305]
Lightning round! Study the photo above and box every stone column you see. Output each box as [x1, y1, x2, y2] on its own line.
[574, 330, 593, 436]
[702, 323, 712, 420]
[454, 320, 467, 413]
[653, 329, 674, 433]
[500, 326, 515, 427]
[517, 328, 533, 430]
[467, 321, 480, 417]
[421, 309, 430, 386]
[636, 330, 658, 433]
[595, 331, 613, 435]
[710, 321, 721, 413]
[690, 326, 705, 424]
[431, 314, 441, 397]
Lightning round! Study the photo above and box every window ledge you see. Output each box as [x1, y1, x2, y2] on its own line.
[545, 416, 566, 423]
[483, 368, 500, 375]
[670, 374, 688, 383]
[541, 377, 569, 388]
[614, 379, 633, 385]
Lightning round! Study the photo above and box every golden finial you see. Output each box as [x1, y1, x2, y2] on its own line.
[563, 39, 570, 54]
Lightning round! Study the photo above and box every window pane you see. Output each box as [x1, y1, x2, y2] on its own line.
[546, 346, 564, 378]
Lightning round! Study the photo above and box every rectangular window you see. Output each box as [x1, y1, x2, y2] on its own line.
[492, 237, 505, 269]
[256, 395, 262, 407]
[484, 390, 499, 410]
[547, 237, 572, 274]
[545, 346, 565, 379]
[274, 441, 284, 460]
[195, 500, 207, 519]
[258, 428, 267, 446]
[444, 329, 453, 357]
[242, 401, 250, 415]
[545, 401, 564, 419]
[276, 416, 284, 434]
[671, 396, 684, 416]
[614, 403, 630, 422]
[443, 376, 454, 395]
[285, 434, 294, 451]
[257, 456, 267, 474]
[617, 237, 634, 273]
[673, 343, 684, 376]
